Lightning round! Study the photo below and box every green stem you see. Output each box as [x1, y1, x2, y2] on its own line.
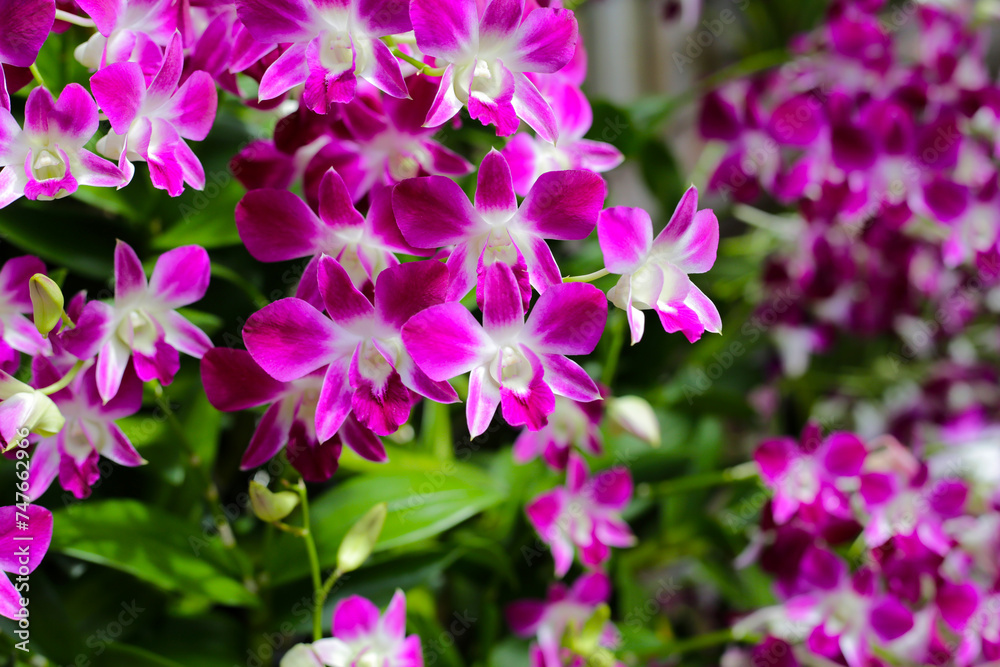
[54, 8, 96, 26]
[294, 480, 325, 642]
[650, 461, 759, 496]
[601, 310, 626, 386]
[38, 359, 86, 395]
[318, 567, 344, 605]
[563, 268, 610, 283]
[29, 64, 46, 88]
[390, 47, 446, 77]
[422, 400, 453, 460]
[662, 629, 735, 656]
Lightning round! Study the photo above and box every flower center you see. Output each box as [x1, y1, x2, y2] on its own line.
[32, 148, 67, 182]
[320, 31, 355, 75]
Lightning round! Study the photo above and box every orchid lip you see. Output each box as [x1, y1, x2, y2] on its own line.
[31, 148, 68, 182]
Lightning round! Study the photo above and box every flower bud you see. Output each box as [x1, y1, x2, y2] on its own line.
[29, 273, 64, 336]
[607, 395, 660, 447]
[567, 603, 610, 655]
[249, 480, 300, 523]
[337, 502, 387, 573]
[0, 373, 65, 450]
[279, 643, 322, 667]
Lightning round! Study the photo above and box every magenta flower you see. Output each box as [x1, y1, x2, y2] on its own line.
[201, 347, 386, 481]
[754, 424, 867, 525]
[0, 504, 52, 619]
[90, 31, 218, 195]
[513, 395, 602, 470]
[0, 0, 55, 108]
[0, 84, 127, 206]
[402, 264, 605, 436]
[507, 572, 616, 667]
[236, 168, 417, 296]
[0, 256, 51, 373]
[74, 0, 178, 72]
[235, 0, 411, 112]
[525, 454, 634, 576]
[598, 187, 721, 345]
[308, 590, 422, 667]
[410, 0, 578, 140]
[60, 241, 212, 402]
[243, 258, 458, 440]
[27, 357, 144, 500]
[392, 149, 606, 305]
[502, 74, 622, 195]
[303, 76, 474, 202]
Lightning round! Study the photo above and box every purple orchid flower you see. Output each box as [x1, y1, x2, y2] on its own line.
[503, 55, 622, 195]
[0, 84, 127, 206]
[306, 590, 422, 667]
[597, 187, 721, 345]
[410, 0, 578, 141]
[754, 424, 867, 525]
[0, 0, 55, 109]
[27, 357, 144, 500]
[74, 0, 178, 73]
[392, 149, 606, 307]
[402, 263, 605, 436]
[301, 76, 474, 202]
[512, 394, 602, 470]
[236, 168, 418, 299]
[0, 256, 51, 373]
[507, 572, 618, 667]
[243, 258, 458, 440]
[201, 347, 386, 481]
[525, 453, 634, 577]
[59, 241, 212, 402]
[0, 504, 52, 619]
[90, 31, 218, 195]
[235, 0, 411, 112]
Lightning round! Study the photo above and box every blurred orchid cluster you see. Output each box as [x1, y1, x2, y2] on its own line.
[697, 1, 1000, 665]
[700, 0, 1000, 379]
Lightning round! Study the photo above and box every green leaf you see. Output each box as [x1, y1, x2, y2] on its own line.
[102, 643, 187, 667]
[0, 201, 117, 279]
[51, 500, 257, 607]
[152, 180, 245, 249]
[267, 466, 506, 584]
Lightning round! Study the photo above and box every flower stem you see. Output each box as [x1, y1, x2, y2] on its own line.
[649, 461, 759, 496]
[38, 359, 86, 395]
[29, 64, 46, 88]
[54, 9, 96, 26]
[601, 309, 626, 386]
[293, 479, 325, 642]
[389, 46, 446, 77]
[563, 268, 610, 283]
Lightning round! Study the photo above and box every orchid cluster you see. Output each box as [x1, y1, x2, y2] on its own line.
[0, 0, 726, 663]
[700, 0, 1000, 378]
[0, 243, 211, 615]
[728, 421, 1000, 667]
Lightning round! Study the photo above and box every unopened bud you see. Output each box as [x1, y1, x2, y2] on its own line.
[572, 603, 610, 655]
[0, 373, 65, 450]
[279, 643, 322, 667]
[249, 480, 300, 522]
[337, 502, 387, 573]
[607, 395, 660, 447]
[29, 274, 64, 336]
